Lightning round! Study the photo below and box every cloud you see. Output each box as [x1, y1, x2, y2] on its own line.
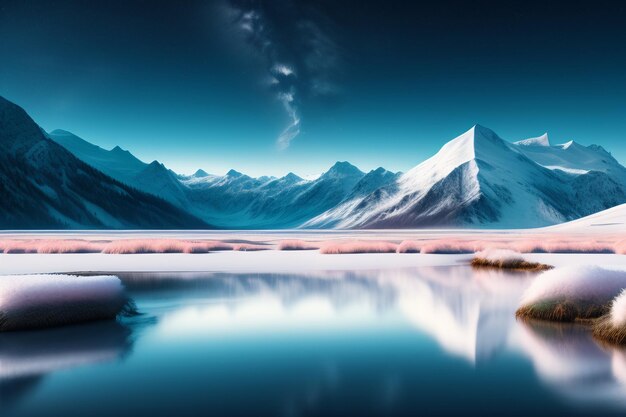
[224, 0, 340, 150]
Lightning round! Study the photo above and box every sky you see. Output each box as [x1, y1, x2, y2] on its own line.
[1, 0, 625, 177]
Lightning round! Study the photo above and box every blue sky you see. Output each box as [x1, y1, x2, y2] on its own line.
[1, 0, 625, 177]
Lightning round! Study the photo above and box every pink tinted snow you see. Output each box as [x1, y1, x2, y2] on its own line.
[0, 235, 623, 255]
[419, 239, 483, 254]
[396, 240, 422, 253]
[278, 240, 321, 250]
[319, 240, 398, 254]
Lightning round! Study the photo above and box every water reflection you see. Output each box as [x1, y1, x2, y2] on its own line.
[0, 321, 133, 408]
[515, 320, 626, 406]
[118, 267, 532, 364]
[3, 266, 626, 415]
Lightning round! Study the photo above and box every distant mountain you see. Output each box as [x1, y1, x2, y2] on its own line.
[4, 94, 624, 230]
[513, 133, 626, 186]
[0, 96, 210, 229]
[306, 125, 625, 228]
[48, 129, 193, 210]
[182, 161, 366, 228]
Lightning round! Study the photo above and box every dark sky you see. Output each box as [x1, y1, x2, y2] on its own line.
[1, 0, 625, 176]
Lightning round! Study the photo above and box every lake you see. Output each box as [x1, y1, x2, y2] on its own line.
[2, 265, 625, 416]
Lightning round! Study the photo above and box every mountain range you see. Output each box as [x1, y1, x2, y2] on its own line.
[2, 95, 625, 229]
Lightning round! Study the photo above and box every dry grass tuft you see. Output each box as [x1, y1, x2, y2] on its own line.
[471, 257, 553, 271]
[593, 315, 626, 345]
[319, 240, 397, 254]
[277, 240, 319, 250]
[516, 299, 609, 322]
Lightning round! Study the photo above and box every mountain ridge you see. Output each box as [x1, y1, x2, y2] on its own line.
[3, 95, 625, 229]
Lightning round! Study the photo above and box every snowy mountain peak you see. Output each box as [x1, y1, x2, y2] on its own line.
[323, 161, 364, 179]
[49, 129, 73, 136]
[284, 172, 303, 181]
[193, 169, 210, 178]
[514, 133, 550, 147]
[226, 169, 244, 178]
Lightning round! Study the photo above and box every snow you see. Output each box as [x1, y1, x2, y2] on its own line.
[610, 289, 626, 327]
[0, 274, 126, 331]
[514, 136, 626, 187]
[303, 124, 626, 229]
[0, 251, 624, 276]
[474, 248, 525, 263]
[44, 115, 626, 230]
[514, 133, 550, 147]
[520, 266, 626, 307]
[546, 203, 626, 233]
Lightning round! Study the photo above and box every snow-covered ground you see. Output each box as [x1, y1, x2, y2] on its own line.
[0, 205, 622, 274]
[0, 251, 625, 275]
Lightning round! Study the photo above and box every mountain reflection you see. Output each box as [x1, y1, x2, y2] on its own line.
[4, 267, 626, 415]
[118, 267, 532, 364]
[514, 320, 626, 406]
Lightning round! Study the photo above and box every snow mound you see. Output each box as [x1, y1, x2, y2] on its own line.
[472, 248, 552, 270]
[592, 289, 626, 345]
[475, 248, 524, 263]
[517, 266, 626, 322]
[610, 290, 626, 327]
[0, 274, 127, 331]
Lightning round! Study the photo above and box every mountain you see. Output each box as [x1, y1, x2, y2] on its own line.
[0, 96, 210, 229]
[47, 129, 147, 184]
[306, 125, 626, 228]
[302, 167, 400, 228]
[48, 129, 194, 210]
[6, 92, 625, 230]
[513, 133, 626, 186]
[182, 161, 366, 228]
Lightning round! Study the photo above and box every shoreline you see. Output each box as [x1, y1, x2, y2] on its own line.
[1, 252, 625, 275]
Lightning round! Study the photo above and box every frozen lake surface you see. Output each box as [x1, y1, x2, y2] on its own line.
[2, 264, 626, 416]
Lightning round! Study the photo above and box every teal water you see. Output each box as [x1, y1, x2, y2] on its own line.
[2, 266, 626, 416]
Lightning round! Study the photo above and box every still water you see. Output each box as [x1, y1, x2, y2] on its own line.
[2, 266, 626, 416]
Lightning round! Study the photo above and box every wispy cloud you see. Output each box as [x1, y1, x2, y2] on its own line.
[224, 0, 340, 150]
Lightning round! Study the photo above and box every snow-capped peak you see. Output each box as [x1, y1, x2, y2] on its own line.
[322, 161, 364, 179]
[226, 169, 244, 178]
[400, 124, 506, 191]
[514, 133, 550, 147]
[193, 169, 210, 178]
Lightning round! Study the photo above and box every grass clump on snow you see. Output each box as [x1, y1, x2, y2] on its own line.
[277, 240, 320, 250]
[0, 274, 129, 332]
[396, 240, 421, 253]
[471, 248, 553, 271]
[593, 290, 626, 345]
[319, 240, 397, 254]
[516, 266, 626, 322]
